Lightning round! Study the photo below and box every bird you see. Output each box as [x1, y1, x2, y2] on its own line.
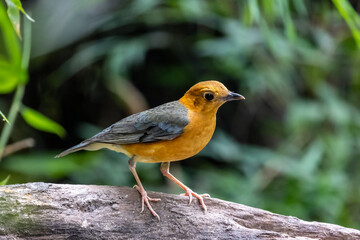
[56, 80, 245, 220]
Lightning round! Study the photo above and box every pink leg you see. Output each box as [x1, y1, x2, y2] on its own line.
[160, 162, 209, 212]
[129, 156, 161, 220]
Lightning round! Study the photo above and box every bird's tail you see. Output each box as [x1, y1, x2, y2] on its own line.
[55, 141, 90, 158]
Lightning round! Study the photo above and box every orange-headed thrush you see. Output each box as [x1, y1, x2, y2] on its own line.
[56, 80, 245, 220]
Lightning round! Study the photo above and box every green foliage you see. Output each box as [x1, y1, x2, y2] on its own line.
[0, 0, 65, 161]
[333, 0, 360, 48]
[0, 175, 10, 185]
[0, 110, 9, 124]
[20, 107, 66, 138]
[0, 0, 360, 229]
[3, 152, 98, 180]
[0, 1, 23, 93]
[4, 0, 34, 37]
[0, 0, 28, 160]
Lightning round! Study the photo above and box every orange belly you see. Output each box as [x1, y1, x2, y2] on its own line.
[122, 111, 216, 163]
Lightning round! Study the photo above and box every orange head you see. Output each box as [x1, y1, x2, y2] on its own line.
[179, 80, 245, 113]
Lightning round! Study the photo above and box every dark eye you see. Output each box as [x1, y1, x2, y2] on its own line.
[204, 93, 214, 101]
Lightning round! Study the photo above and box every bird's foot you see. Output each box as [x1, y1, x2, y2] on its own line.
[133, 185, 161, 220]
[180, 188, 210, 212]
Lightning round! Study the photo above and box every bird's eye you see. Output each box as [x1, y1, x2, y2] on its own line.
[204, 93, 214, 101]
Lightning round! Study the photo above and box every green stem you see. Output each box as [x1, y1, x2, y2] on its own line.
[0, 17, 31, 161]
[0, 85, 25, 160]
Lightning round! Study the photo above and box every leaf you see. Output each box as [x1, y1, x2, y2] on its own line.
[279, 0, 297, 41]
[0, 1, 21, 65]
[20, 106, 66, 138]
[4, 0, 20, 37]
[4, 0, 35, 38]
[0, 1, 24, 92]
[10, 0, 34, 22]
[5, 0, 34, 22]
[0, 110, 10, 124]
[332, 0, 360, 48]
[0, 59, 27, 93]
[0, 73, 18, 93]
[0, 175, 10, 185]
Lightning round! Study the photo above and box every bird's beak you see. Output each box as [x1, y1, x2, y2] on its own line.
[223, 92, 245, 101]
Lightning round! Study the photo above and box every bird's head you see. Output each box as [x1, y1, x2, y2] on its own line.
[179, 80, 245, 113]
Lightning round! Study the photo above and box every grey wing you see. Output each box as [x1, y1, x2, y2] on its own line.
[89, 101, 189, 145]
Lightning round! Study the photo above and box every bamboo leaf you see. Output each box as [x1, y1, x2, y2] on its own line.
[333, 0, 360, 48]
[0, 175, 10, 185]
[0, 110, 10, 124]
[0, 59, 27, 93]
[4, 0, 20, 37]
[21, 107, 66, 138]
[0, 0, 21, 66]
[4, 0, 35, 38]
[6, 0, 34, 22]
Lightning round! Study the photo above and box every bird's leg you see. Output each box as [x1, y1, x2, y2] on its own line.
[128, 156, 161, 220]
[160, 162, 209, 212]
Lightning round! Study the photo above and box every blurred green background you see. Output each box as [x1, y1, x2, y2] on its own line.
[1, 0, 360, 229]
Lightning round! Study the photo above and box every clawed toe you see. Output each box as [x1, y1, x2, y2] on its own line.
[133, 185, 161, 220]
[147, 196, 161, 202]
[160, 162, 210, 214]
[180, 188, 209, 212]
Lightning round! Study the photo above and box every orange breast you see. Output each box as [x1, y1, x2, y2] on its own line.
[122, 110, 216, 163]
